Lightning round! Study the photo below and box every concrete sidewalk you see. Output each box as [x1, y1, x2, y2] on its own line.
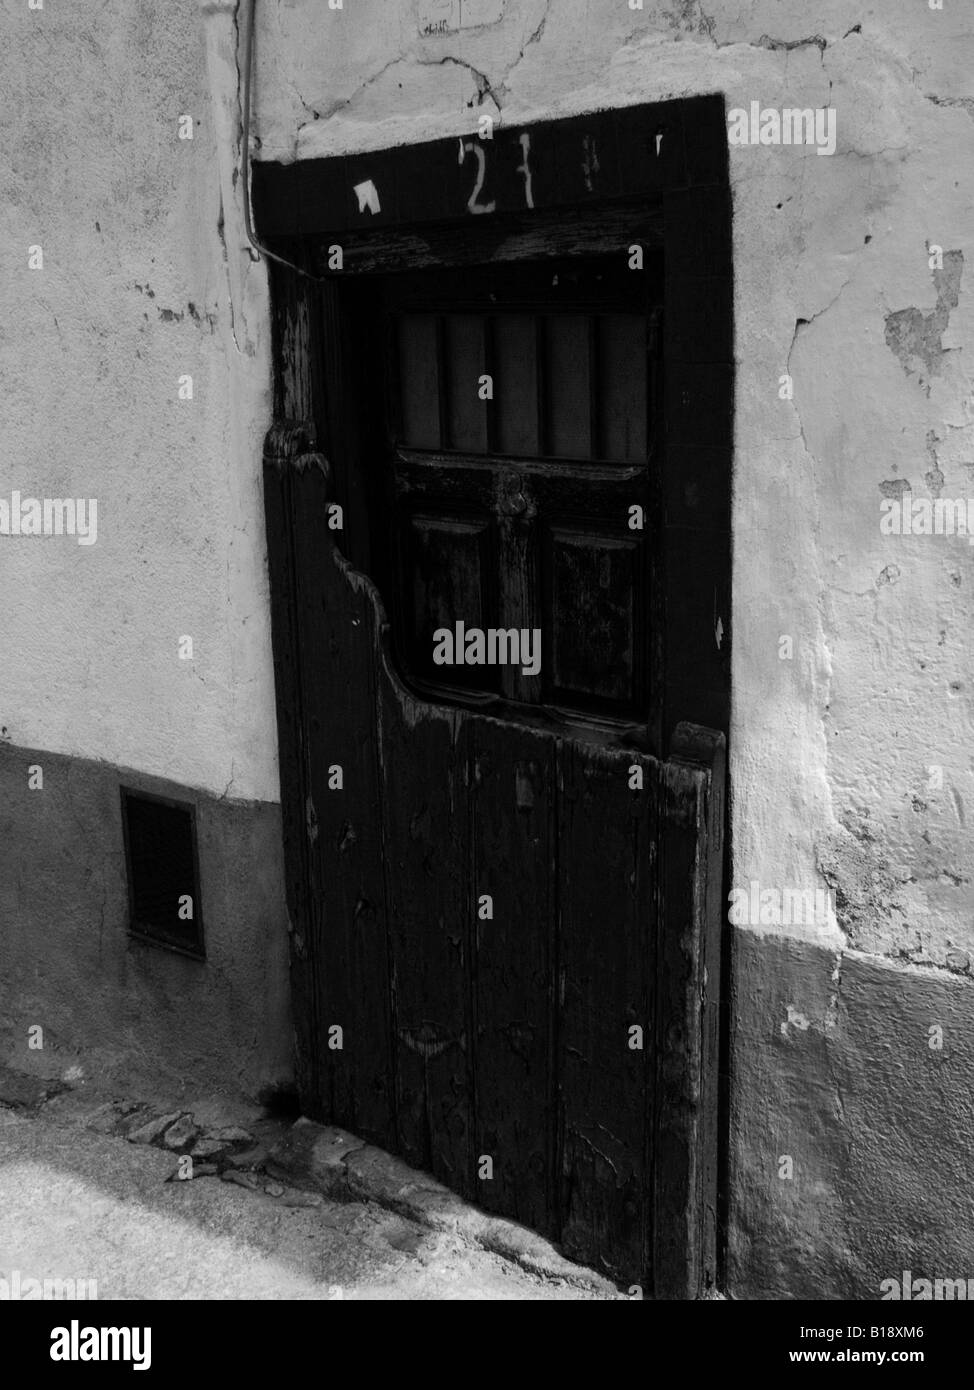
[0, 1078, 619, 1301]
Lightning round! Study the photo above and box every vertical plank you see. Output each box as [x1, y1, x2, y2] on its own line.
[378, 678, 474, 1195]
[546, 314, 591, 458]
[469, 720, 557, 1234]
[654, 723, 725, 1298]
[290, 460, 397, 1146]
[599, 315, 648, 462]
[558, 740, 656, 1284]
[444, 314, 489, 452]
[494, 314, 540, 456]
[398, 314, 441, 448]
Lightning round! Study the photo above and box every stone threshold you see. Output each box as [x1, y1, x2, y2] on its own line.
[265, 1117, 619, 1296]
[0, 1065, 619, 1296]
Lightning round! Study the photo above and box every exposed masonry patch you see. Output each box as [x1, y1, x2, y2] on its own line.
[780, 1005, 810, 1036]
[879, 478, 911, 499]
[816, 817, 974, 976]
[816, 818, 905, 952]
[884, 251, 964, 394]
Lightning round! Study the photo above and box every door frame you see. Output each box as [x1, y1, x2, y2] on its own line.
[256, 94, 732, 1296]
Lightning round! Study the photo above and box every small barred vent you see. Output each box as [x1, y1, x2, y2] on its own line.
[121, 789, 204, 958]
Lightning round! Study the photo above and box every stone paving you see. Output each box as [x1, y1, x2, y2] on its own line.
[0, 1066, 620, 1301]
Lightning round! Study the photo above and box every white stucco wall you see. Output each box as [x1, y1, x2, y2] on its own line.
[1, 0, 277, 803]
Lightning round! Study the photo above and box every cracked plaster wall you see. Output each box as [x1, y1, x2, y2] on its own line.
[252, 3, 974, 974]
[3, 0, 974, 1292]
[250, 0, 974, 1294]
[1, 0, 276, 804]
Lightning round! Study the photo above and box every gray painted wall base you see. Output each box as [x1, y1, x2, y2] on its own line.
[729, 930, 974, 1299]
[0, 743, 293, 1100]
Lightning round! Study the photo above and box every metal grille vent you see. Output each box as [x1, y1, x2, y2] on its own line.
[121, 789, 204, 958]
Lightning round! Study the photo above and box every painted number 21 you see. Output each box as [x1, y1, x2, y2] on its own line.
[459, 132, 534, 215]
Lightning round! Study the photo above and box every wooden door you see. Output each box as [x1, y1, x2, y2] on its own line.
[263, 255, 724, 1295]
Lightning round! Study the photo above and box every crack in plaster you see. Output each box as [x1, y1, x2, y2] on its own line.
[219, 762, 238, 801]
[756, 33, 827, 59]
[215, 197, 243, 357]
[825, 951, 842, 1035]
[677, 9, 855, 56]
[785, 273, 855, 457]
[293, 0, 552, 144]
[493, 0, 551, 103]
[422, 54, 502, 109]
[294, 53, 502, 156]
[925, 93, 974, 122]
[297, 55, 409, 129]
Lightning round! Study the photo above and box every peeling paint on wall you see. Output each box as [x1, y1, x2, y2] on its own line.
[884, 251, 964, 393]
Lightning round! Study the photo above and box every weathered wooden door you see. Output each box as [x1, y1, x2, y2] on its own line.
[262, 282, 723, 1294]
[258, 98, 731, 1296]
